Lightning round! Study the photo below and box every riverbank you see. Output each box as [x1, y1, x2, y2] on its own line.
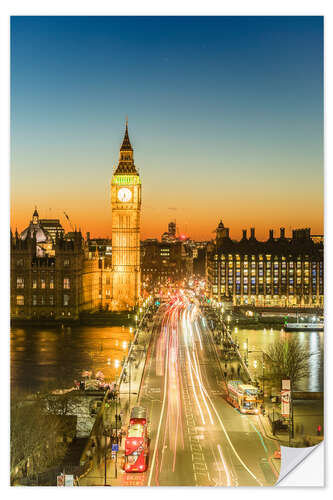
[11, 310, 137, 327]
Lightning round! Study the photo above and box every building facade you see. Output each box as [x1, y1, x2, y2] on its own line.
[207, 221, 323, 307]
[141, 237, 193, 292]
[39, 218, 65, 242]
[110, 123, 141, 310]
[11, 214, 84, 320]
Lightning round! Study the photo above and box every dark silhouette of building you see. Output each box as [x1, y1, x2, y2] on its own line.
[141, 238, 192, 291]
[11, 209, 84, 320]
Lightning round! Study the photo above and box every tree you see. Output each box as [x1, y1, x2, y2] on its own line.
[265, 337, 314, 440]
[10, 390, 74, 483]
[265, 337, 313, 388]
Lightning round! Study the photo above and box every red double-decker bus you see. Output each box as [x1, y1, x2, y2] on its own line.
[123, 406, 149, 472]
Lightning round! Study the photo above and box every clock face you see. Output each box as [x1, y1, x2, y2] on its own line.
[117, 187, 132, 202]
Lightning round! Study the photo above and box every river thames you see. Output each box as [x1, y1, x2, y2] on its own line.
[11, 325, 131, 393]
[11, 324, 323, 393]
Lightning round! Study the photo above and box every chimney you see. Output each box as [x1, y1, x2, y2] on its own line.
[242, 229, 247, 240]
[250, 227, 255, 239]
[280, 227, 285, 238]
[226, 228, 229, 238]
[269, 229, 274, 239]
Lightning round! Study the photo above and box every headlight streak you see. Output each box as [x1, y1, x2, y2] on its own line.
[195, 315, 264, 487]
[148, 322, 170, 486]
[151, 296, 265, 487]
[159, 304, 184, 475]
[191, 316, 203, 351]
[217, 444, 232, 486]
[184, 309, 214, 425]
[184, 320, 206, 425]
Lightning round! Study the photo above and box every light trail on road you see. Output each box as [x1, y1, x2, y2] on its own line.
[138, 294, 279, 486]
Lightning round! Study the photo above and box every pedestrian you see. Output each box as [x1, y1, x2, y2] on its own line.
[118, 430, 123, 447]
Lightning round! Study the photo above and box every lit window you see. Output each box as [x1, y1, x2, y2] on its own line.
[41, 279, 46, 289]
[32, 295, 37, 306]
[16, 277, 24, 289]
[63, 278, 70, 289]
[50, 278, 54, 289]
[49, 295, 54, 305]
[63, 294, 70, 306]
[16, 295, 24, 305]
[64, 259, 70, 266]
[32, 280, 37, 289]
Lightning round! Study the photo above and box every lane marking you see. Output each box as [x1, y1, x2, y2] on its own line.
[147, 329, 169, 486]
[217, 444, 232, 486]
[194, 312, 264, 487]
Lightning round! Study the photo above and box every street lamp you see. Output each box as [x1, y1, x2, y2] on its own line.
[114, 359, 120, 479]
[247, 349, 266, 401]
[103, 427, 110, 486]
[243, 339, 248, 366]
[128, 354, 132, 410]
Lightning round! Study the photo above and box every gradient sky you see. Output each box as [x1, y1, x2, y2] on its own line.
[10, 16, 323, 241]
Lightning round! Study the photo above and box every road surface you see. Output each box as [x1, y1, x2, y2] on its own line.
[120, 296, 280, 486]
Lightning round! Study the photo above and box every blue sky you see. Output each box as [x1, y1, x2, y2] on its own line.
[11, 16, 323, 239]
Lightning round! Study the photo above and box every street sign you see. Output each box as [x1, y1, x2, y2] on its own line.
[57, 474, 65, 487]
[281, 389, 290, 417]
[281, 379, 291, 417]
[282, 379, 291, 390]
[112, 443, 119, 452]
[65, 474, 74, 486]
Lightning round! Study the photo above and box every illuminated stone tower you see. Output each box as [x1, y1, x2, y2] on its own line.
[111, 122, 141, 310]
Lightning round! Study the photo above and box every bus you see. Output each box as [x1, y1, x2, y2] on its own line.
[123, 407, 149, 473]
[227, 380, 262, 414]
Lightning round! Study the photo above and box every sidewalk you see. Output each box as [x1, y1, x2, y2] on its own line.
[79, 326, 153, 486]
[259, 399, 324, 448]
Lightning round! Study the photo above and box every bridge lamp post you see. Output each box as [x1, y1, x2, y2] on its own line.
[103, 427, 110, 486]
[114, 359, 120, 479]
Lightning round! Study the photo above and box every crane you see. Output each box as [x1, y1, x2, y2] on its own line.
[63, 212, 75, 232]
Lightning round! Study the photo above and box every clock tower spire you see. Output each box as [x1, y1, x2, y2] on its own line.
[111, 123, 141, 310]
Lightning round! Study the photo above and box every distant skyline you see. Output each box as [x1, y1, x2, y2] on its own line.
[11, 16, 323, 240]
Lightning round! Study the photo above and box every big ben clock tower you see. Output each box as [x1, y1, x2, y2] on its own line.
[111, 122, 141, 310]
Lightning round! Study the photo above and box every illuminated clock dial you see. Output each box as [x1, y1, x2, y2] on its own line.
[117, 187, 132, 202]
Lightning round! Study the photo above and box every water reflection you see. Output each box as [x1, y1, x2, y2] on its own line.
[236, 328, 323, 392]
[11, 325, 131, 393]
